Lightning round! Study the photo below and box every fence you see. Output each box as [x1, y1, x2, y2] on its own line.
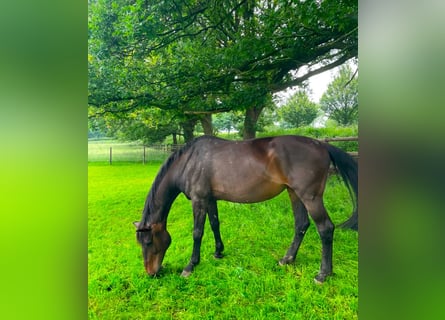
[88, 137, 358, 164]
[88, 140, 183, 164]
[320, 136, 359, 161]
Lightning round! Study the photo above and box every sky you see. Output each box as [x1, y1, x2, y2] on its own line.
[307, 68, 337, 103]
[275, 58, 359, 106]
[274, 67, 337, 106]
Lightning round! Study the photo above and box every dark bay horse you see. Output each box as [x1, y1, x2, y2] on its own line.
[133, 135, 358, 283]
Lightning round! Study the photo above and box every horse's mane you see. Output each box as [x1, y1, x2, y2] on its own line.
[141, 136, 209, 225]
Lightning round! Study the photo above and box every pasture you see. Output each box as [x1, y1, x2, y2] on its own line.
[88, 162, 358, 319]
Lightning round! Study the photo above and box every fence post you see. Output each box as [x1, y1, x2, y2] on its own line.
[109, 147, 112, 165]
[143, 146, 146, 165]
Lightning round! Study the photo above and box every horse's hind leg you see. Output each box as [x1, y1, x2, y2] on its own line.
[279, 188, 310, 265]
[302, 195, 334, 283]
[207, 199, 224, 259]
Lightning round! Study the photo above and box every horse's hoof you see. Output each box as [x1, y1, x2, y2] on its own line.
[181, 270, 192, 277]
[279, 256, 294, 266]
[314, 272, 331, 284]
[214, 253, 224, 259]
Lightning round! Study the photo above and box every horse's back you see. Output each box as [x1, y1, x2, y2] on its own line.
[178, 135, 330, 203]
[267, 135, 330, 166]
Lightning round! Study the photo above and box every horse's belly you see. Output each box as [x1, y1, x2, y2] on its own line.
[212, 180, 285, 203]
[210, 151, 287, 203]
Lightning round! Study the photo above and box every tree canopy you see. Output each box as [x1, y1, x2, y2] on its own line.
[278, 90, 319, 128]
[320, 64, 358, 126]
[88, 0, 357, 141]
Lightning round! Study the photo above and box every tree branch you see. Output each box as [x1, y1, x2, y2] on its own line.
[270, 54, 354, 93]
[344, 67, 358, 88]
[183, 108, 232, 115]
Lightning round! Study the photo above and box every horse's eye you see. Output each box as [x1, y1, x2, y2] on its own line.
[143, 239, 152, 245]
[136, 229, 153, 245]
[141, 233, 153, 245]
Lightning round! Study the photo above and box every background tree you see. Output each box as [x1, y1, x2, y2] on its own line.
[320, 64, 358, 126]
[278, 90, 319, 128]
[213, 112, 244, 136]
[88, 115, 112, 139]
[88, 107, 182, 144]
[88, 0, 358, 141]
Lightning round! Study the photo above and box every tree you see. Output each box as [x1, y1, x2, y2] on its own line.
[278, 90, 319, 128]
[89, 107, 182, 144]
[88, 0, 358, 141]
[320, 64, 358, 126]
[213, 112, 243, 136]
[88, 115, 112, 139]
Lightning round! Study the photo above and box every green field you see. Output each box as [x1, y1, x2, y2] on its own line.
[88, 162, 358, 319]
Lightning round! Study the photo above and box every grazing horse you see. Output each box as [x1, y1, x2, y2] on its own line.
[133, 135, 358, 283]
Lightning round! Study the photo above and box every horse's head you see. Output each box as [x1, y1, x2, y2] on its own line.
[133, 222, 171, 276]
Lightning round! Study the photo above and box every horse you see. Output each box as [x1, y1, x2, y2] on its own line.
[133, 135, 358, 283]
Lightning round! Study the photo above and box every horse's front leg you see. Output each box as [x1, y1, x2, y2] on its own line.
[181, 199, 207, 277]
[207, 199, 224, 259]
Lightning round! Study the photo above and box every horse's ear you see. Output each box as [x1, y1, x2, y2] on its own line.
[133, 221, 152, 231]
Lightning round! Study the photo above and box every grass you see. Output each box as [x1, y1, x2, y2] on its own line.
[88, 162, 358, 319]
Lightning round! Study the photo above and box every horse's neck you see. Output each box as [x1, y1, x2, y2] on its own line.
[142, 176, 180, 225]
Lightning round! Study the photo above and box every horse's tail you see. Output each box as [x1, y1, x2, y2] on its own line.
[325, 143, 358, 231]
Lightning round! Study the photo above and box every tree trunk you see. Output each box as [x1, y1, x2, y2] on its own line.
[182, 117, 197, 143]
[200, 114, 213, 136]
[242, 105, 264, 140]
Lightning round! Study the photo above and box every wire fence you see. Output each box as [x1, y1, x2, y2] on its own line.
[88, 140, 184, 164]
